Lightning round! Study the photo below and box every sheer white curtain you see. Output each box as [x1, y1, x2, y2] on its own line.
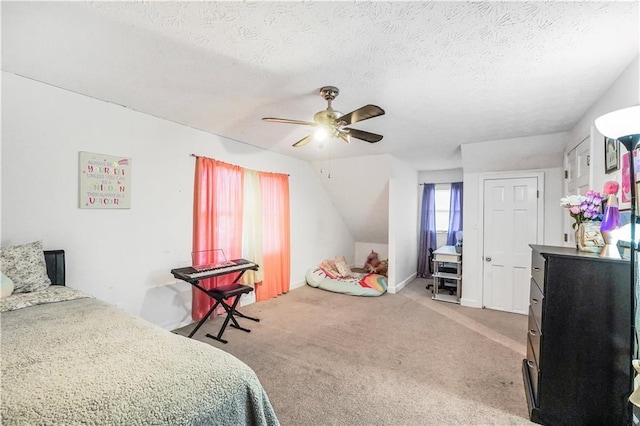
[242, 169, 264, 285]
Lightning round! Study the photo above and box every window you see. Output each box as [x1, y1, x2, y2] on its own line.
[434, 184, 451, 232]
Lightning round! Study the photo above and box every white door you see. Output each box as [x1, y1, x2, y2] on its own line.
[564, 137, 591, 245]
[483, 177, 539, 314]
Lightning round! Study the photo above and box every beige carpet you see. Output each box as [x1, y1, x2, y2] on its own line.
[174, 278, 534, 425]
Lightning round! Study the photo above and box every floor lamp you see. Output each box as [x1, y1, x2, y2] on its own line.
[595, 105, 640, 410]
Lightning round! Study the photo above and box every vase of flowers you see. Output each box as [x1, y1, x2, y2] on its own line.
[561, 190, 605, 252]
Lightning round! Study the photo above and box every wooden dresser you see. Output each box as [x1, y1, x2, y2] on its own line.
[523, 245, 632, 425]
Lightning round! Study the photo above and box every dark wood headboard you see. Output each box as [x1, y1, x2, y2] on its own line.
[43, 250, 65, 286]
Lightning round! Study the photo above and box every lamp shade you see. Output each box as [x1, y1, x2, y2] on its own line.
[595, 106, 640, 139]
[614, 223, 640, 244]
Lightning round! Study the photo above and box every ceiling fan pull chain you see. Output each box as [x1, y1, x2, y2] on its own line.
[328, 140, 332, 179]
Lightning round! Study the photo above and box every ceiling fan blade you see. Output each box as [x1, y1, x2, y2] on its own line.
[262, 117, 315, 126]
[292, 134, 314, 147]
[338, 105, 385, 125]
[344, 128, 383, 143]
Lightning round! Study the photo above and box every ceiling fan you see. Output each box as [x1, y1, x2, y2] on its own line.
[262, 86, 385, 147]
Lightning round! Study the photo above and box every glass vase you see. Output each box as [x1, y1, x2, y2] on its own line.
[576, 221, 605, 252]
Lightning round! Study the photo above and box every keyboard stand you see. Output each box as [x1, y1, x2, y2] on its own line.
[172, 263, 260, 343]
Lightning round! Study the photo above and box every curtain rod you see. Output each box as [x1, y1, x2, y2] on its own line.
[419, 182, 461, 185]
[190, 153, 290, 176]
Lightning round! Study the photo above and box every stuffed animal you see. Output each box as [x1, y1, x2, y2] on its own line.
[373, 259, 388, 276]
[364, 250, 381, 272]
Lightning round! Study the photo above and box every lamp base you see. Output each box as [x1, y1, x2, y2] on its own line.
[600, 230, 621, 259]
[600, 244, 621, 259]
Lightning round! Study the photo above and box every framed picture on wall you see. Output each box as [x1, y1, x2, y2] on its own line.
[605, 137, 619, 174]
[619, 149, 639, 211]
[79, 151, 132, 209]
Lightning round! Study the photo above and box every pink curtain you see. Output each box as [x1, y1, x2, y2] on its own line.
[192, 157, 244, 321]
[257, 171, 290, 301]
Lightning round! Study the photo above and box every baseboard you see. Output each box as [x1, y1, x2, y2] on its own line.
[290, 279, 307, 290]
[164, 317, 193, 331]
[460, 297, 482, 308]
[391, 272, 417, 294]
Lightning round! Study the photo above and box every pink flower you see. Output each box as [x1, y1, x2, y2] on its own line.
[603, 181, 619, 195]
[561, 190, 604, 229]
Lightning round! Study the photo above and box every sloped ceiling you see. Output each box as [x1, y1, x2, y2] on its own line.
[311, 155, 392, 244]
[2, 1, 638, 172]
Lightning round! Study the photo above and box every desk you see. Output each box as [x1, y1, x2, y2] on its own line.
[431, 245, 462, 304]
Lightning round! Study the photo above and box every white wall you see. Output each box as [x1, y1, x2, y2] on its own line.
[462, 132, 567, 173]
[354, 242, 388, 268]
[310, 154, 391, 245]
[418, 168, 463, 184]
[1, 72, 355, 329]
[388, 157, 419, 293]
[567, 55, 640, 194]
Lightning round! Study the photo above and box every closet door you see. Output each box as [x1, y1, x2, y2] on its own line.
[482, 177, 539, 314]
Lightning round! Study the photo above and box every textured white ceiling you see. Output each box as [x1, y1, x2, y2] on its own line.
[2, 1, 638, 170]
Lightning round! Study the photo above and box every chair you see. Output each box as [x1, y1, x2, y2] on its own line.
[426, 248, 434, 289]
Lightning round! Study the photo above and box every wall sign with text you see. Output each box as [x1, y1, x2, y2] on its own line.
[79, 151, 131, 209]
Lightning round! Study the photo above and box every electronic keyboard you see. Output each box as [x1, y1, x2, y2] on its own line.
[171, 259, 258, 282]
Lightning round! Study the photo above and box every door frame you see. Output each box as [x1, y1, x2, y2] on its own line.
[479, 170, 545, 309]
[563, 135, 591, 247]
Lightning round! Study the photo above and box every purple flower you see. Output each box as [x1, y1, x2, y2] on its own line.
[585, 192, 594, 203]
[562, 190, 603, 228]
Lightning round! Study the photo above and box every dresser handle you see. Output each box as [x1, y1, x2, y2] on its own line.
[527, 359, 536, 369]
[533, 267, 540, 271]
[531, 298, 539, 304]
[529, 329, 537, 336]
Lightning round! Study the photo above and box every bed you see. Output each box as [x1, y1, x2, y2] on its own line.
[305, 260, 387, 297]
[1, 244, 278, 425]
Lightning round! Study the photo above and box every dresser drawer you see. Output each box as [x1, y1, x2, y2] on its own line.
[531, 251, 545, 290]
[527, 307, 541, 366]
[529, 278, 543, 330]
[526, 336, 539, 404]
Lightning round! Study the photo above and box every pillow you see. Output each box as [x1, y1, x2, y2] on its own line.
[320, 266, 338, 279]
[320, 259, 339, 277]
[0, 241, 51, 293]
[334, 256, 352, 278]
[0, 272, 14, 298]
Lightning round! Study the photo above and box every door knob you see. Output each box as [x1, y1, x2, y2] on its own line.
[485, 256, 492, 262]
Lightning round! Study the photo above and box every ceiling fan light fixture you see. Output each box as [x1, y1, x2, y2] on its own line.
[314, 127, 329, 141]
